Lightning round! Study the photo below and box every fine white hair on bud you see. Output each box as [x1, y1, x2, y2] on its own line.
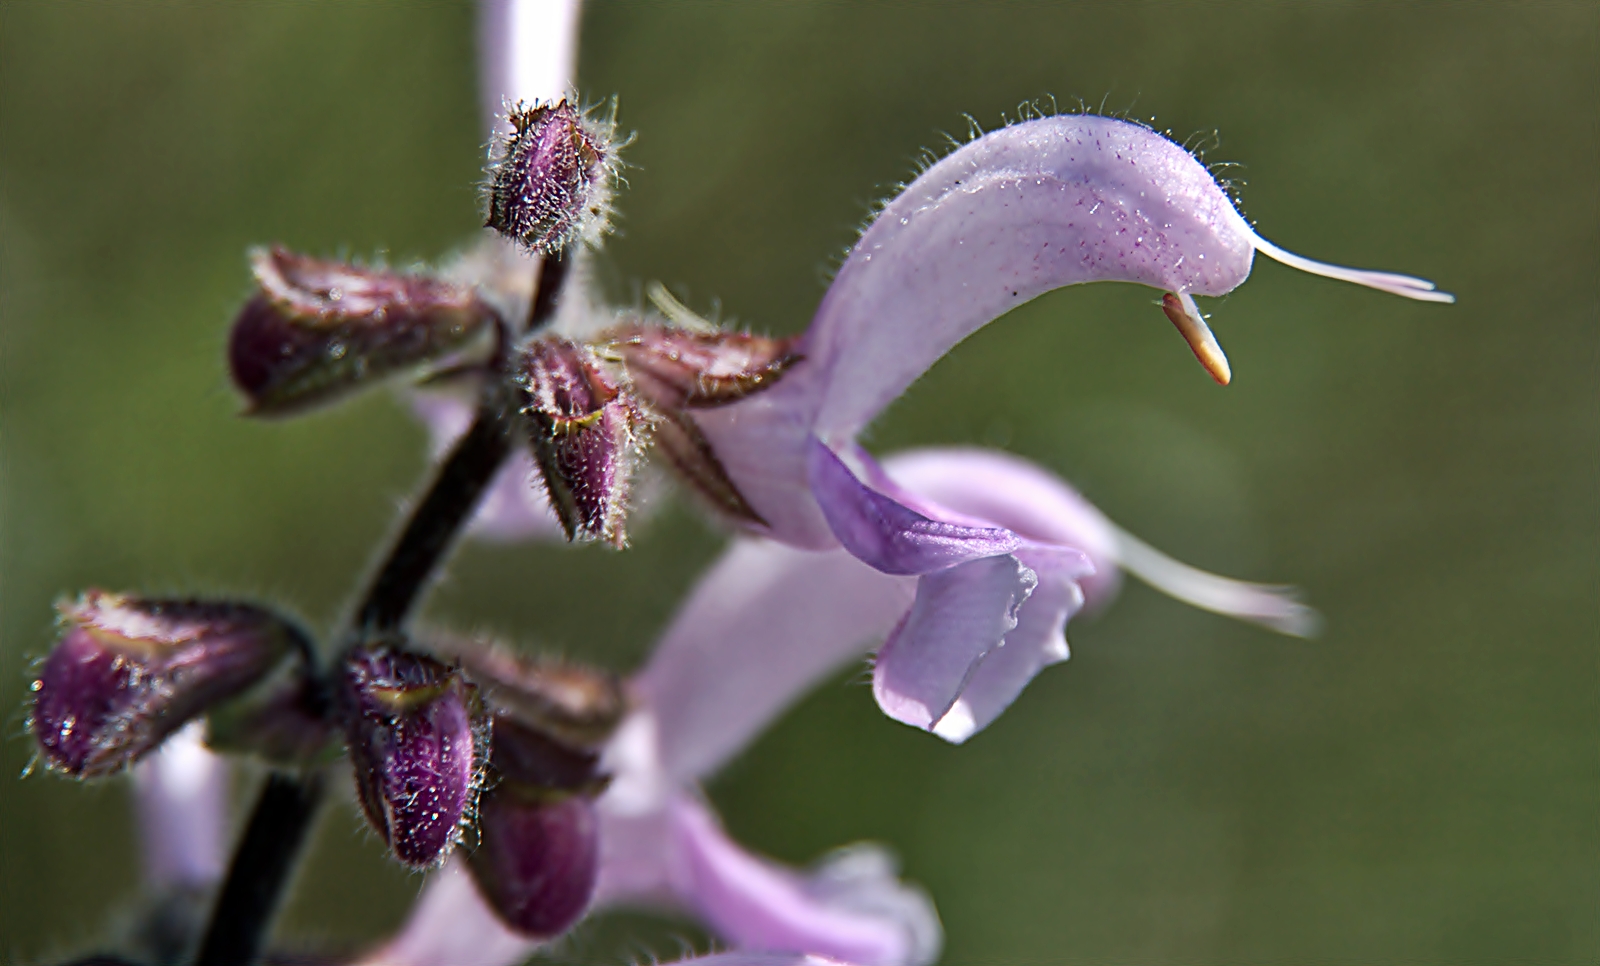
[485, 98, 624, 255]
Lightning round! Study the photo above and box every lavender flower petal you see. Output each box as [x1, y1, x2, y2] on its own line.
[658, 956, 859, 966]
[690, 383, 832, 547]
[670, 797, 939, 966]
[880, 447, 1122, 608]
[130, 721, 229, 891]
[1104, 524, 1321, 637]
[883, 446, 1317, 636]
[354, 858, 538, 966]
[925, 552, 1086, 744]
[809, 116, 1253, 437]
[806, 439, 1019, 576]
[871, 555, 1038, 733]
[478, 0, 580, 137]
[638, 539, 913, 783]
[692, 116, 1448, 546]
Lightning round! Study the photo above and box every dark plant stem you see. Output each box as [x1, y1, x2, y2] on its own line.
[193, 772, 324, 966]
[191, 248, 571, 965]
[526, 252, 569, 333]
[353, 398, 514, 633]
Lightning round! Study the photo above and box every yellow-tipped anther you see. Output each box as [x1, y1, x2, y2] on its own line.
[1161, 292, 1231, 386]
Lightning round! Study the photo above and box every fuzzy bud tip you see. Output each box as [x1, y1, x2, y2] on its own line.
[485, 100, 619, 254]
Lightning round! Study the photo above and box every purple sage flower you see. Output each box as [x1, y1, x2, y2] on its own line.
[684, 113, 1452, 552]
[642, 445, 1316, 748]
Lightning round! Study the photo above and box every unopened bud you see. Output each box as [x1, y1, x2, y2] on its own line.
[469, 788, 599, 938]
[517, 338, 647, 547]
[445, 644, 617, 937]
[340, 645, 487, 868]
[30, 591, 295, 778]
[599, 321, 801, 526]
[229, 247, 495, 415]
[486, 100, 618, 254]
[603, 323, 801, 411]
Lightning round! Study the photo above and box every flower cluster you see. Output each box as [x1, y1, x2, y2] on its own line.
[24, 1, 1450, 965]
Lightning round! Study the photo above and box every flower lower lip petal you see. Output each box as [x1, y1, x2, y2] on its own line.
[872, 554, 1037, 734]
[807, 439, 1020, 576]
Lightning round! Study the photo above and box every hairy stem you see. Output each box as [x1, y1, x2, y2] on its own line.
[526, 252, 570, 333]
[193, 772, 324, 966]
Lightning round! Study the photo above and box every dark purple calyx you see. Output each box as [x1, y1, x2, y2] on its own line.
[30, 590, 295, 778]
[340, 644, 487, 868]
[453, 645, 620, 938]
[485, 100, 616, 254]
[517, 337, 646, 547]
[469, 789, 599, 938]
[229, 246, 495, 416]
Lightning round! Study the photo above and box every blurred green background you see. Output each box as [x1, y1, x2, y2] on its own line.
[2, 2, 1595, 963]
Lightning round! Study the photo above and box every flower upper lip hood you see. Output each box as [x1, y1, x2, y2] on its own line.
[688, 113, 1450, 551]
[805, 114, 1257, 440]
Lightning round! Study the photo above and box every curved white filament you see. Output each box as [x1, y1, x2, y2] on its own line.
[1251, 234, 1456, 303]
[1108, 524, 1322, 638]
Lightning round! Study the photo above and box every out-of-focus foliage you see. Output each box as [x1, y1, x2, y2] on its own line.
[2, 3, 1595, 963]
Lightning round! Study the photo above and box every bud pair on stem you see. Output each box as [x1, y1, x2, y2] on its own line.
[343, 639, 623, 937]
[31, 585, 626, 941]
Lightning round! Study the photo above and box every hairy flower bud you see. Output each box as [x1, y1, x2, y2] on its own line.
[340, 645, 487, 868]
[600, 321, 801, 526]
[469, 788, 599, 938]
[485, 100, 618, 254]
[517, 337, 647, 547]
[29, 591, 296, 778]
[229, 247, 495, 415]
[453, 645, 618, 938]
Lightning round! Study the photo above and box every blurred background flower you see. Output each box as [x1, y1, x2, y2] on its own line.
[1, 3, 1594, 963]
